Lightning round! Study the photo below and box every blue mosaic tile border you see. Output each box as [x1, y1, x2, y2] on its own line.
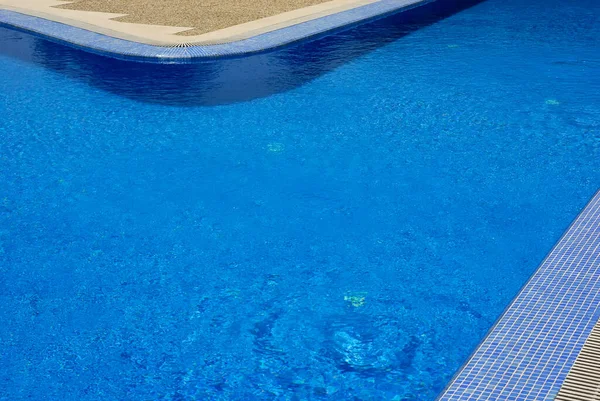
[0, 0, 431, 63]
[437, 190, 600, 401]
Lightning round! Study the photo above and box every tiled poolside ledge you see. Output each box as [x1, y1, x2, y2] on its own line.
[0, 0, 433, 62]
[438, 190, 600, 400]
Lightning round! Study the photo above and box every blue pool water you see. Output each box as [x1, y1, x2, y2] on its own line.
[1, 0, 599, 399]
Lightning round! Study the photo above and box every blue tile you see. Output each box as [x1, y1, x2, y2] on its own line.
[0, 0, 434, 62]
[437, 190, 600, 400]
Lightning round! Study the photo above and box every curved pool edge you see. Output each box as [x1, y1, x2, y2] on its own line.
[437, 189, 600, 400]
[0, 0, 433, 63]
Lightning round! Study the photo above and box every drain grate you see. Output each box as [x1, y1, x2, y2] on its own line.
[556, 321, 600, 401]
[167, 42, 195, 48]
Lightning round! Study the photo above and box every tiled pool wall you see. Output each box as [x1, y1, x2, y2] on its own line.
[0, 0, 434, 63]
[437, 190, 600, 400]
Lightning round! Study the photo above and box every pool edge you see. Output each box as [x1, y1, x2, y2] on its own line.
[437, 189, 600, 400]
[0, 0, 434, 63]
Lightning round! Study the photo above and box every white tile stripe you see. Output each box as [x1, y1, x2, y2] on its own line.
[437, 190, 600, 400]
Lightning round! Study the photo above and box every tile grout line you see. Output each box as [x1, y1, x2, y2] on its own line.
[437, 190, 600, 400]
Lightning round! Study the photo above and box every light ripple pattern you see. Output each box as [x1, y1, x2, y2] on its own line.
[0, 0, 599, 399]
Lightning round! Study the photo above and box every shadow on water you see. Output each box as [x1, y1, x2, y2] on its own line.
[0, 0, 483, 106]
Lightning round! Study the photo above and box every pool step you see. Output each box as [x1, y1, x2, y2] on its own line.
[556, 320, 600, 401]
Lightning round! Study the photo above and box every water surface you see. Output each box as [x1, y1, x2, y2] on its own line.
[0, 0, 599, 399]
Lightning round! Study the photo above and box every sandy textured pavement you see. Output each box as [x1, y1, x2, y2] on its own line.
[58, 0, 334, 35]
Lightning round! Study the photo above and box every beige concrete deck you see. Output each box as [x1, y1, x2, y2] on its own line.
[58, 0, 331, 36]
[0, 0, 380, 45]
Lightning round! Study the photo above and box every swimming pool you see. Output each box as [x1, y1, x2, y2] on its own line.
[0, 0, 599, 399]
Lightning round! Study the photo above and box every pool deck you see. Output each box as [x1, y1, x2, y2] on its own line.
[437, 190, 600, 400]
[56, 0, 366, 38]
[0, 0, 380, 45]
[0, 0, 431, 61]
